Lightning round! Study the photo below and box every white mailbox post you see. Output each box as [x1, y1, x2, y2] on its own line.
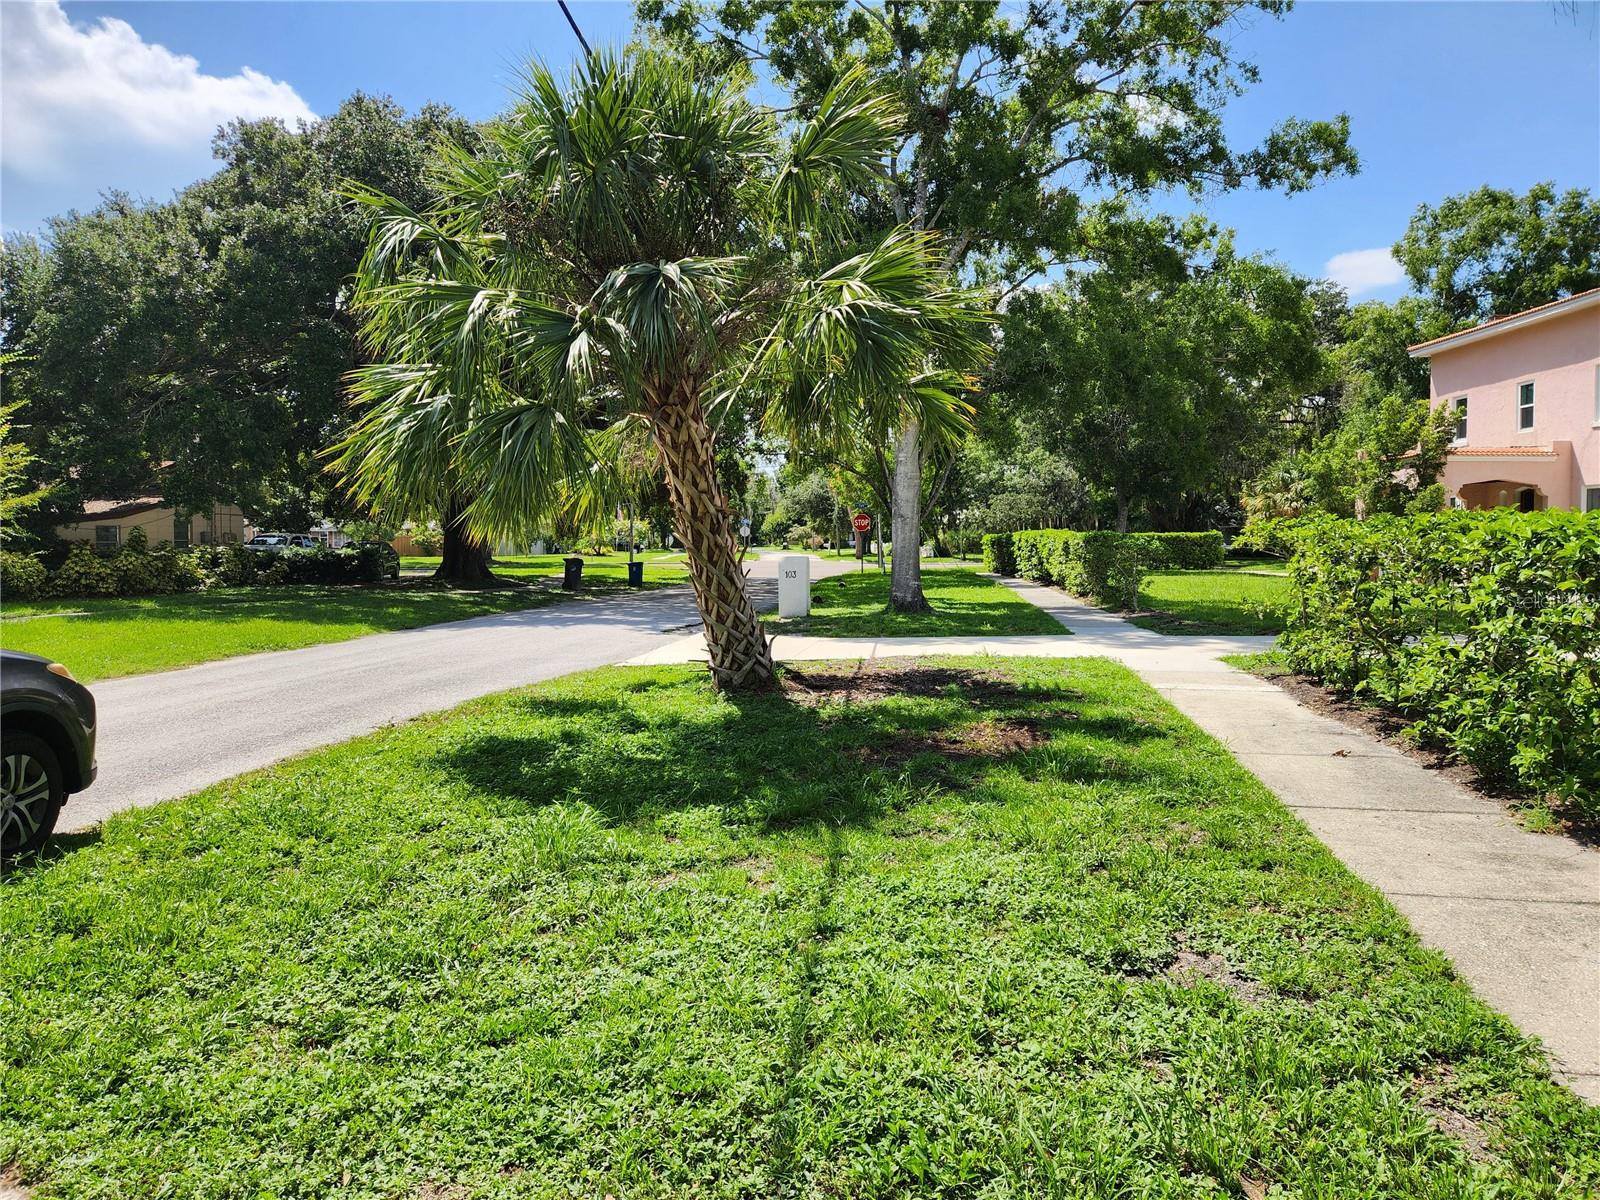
[778, 554, 811, 618]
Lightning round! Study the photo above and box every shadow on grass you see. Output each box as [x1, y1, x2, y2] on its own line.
[769, 821, 845, 1182]
[432, 665, 1173, 832]
[2, 826, 103, 883]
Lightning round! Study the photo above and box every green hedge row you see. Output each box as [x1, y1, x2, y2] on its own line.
[1004, 529, 1145, 609]
[1280, 510, 1599, 807]
[189, 542, 387, 588]
[1, 534, 388, 600]
[981, 532, 1015, 576]
[3, 536, 204, 599]
[1132, 531, 1225, 570]
[983, 529, 1222, 606]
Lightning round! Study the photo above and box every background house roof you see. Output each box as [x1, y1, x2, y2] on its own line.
[1408, 288, 1600, 358]
[76, 496, 168, 520]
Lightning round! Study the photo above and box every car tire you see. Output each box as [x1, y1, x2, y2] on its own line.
[1, 731, 65, 863]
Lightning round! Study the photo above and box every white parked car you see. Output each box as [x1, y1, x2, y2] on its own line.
[245, 534, 316, 551]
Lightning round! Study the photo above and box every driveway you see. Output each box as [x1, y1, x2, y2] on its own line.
[59, 552, 856, 834]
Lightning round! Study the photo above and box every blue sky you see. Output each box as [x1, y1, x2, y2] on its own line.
[3, 0, 1597, 303]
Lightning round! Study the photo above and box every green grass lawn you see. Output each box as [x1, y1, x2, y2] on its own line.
[1130, 569, 1291, 636]
[0, 583, 568, 683]
[2, 656, 1592, 1197]
[1221, 556, 1288, 575]
[766, 567, 1067, 637]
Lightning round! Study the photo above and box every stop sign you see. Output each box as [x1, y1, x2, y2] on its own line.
[852, 512, 872, 533]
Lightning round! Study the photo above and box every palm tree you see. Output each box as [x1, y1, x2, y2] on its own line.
[331, 51, 988, 691]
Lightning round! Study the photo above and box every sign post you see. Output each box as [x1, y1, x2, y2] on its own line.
[852, 512, 871, 573]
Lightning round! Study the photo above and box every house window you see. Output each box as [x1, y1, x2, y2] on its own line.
[173, 516, 192, 550]
[1517, 381, 1535, 430]
[1587, 487, 1600, 512]
[94, 525, 120, 551]
[1452, 396, 1467, 442]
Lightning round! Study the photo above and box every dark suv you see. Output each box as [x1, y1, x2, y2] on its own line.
[1, 651, 97, 863]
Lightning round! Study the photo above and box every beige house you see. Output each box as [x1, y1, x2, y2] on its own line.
[57, 497, 247, 551]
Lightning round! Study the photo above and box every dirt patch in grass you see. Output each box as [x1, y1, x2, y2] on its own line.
[726, 855, 776, 892]
[783, 662, 1033, 707]
[1410, 1063, 1495, 1163]
[1164, 949, 1273, 1005]
[857, 718, 1050, 768]
[1420, 1101, 1493, 1162]
[1251, 669, 1597, 844]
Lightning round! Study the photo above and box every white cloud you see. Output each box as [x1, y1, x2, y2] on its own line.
[1, 1, 315, 183]
[1323, 247, 1406, 297]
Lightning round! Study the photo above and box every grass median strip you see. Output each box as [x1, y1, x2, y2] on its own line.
[2, 656, 1593, 1198]
[765, 567, 1068, 638]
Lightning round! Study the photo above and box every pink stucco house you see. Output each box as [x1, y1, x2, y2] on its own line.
[1408, 287, 1600, 512]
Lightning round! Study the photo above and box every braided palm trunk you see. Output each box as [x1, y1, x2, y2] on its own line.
[650, 385, 776, 692]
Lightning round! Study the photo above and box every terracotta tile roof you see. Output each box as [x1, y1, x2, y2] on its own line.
[1447, 447, 1557, 458]
[1408, 287, 1600, 354]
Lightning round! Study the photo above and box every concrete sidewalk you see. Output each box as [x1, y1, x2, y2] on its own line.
[631, 576, 1600, 1102]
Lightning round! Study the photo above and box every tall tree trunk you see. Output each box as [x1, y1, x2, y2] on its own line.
[650, 386, 775, 692]
[888, 419, 930, 612]
[436, 493, 493, 583]
[1114, 491, 1130, 534]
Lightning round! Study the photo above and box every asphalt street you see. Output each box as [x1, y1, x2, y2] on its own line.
[57, 551, 858, 833]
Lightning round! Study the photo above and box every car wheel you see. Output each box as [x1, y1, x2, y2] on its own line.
[1, 732, 65, 863]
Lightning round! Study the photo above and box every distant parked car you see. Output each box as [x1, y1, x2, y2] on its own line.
[245, 533, 317, 551]
[1, 651, 97, 863]
[349, 541, 401, 580]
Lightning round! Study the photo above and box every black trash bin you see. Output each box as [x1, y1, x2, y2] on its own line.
[562, 555, 584, 590]
[627, 560, 645, 588]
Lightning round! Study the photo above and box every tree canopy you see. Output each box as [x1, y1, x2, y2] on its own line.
[1394, 183, 1600, 325]
[0, 94, 468, 535]
[643, 0, 1358, 605]
[995, 236, 1324, 530]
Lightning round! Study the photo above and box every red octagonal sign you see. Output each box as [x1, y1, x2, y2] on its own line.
[851, 512, 872, 533]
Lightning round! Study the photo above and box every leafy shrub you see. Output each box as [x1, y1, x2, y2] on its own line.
[1008, 529, 1145, 610]
[1133, 531, 1225, 570]
[1234, 516, 1304, 559]
[0, 550, 47, 599]
[45, 542, 119, 597]
[409, 524, 445, 556]
[274, 544, 385, 585]
[191, 543, 384, 587]
[191, 543, 263, 587]
[981, 532, 1015, 576]
[106, 528, 203, 596]
[1281, 510, 1600, 807]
